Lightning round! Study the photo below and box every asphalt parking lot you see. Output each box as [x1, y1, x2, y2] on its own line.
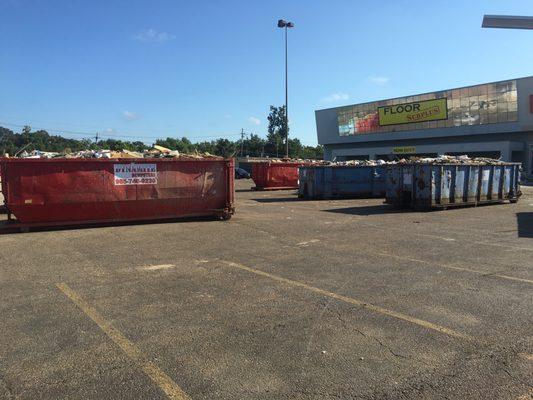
[0, 180, 532, 400]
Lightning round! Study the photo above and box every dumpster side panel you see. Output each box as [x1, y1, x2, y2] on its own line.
[251, 163, 268, 188]
[503, 166, 511, 198]
[467, 166, 479, 203]
[298, 166, 386, 199]
[414, 165, 432, 208]
[371, 167, 386, 197]
[454, 166, 466, 203]
[503, 164, 520, 200]
[268, 164, 300, 189]
[386, 165, 403, 205]
[252, 162, 304, 190]
[1, 158, 234, 224]
[331, 167, 372, 198]
[299, 167, 319, 198]
[479, 166, 491, 202]
[492, 166, 502, 201]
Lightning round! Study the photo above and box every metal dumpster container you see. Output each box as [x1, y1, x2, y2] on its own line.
[298, 165, 386, 199]
[0, 157, 235, 226]
[251, 161, 306, 190]
[385, 163, 521, 209]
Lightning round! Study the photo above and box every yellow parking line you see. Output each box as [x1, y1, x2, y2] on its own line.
[56, 283, 191, 400]
[139, 264, 176, 271]
[373, 251, 533, 285]
[220, 261, 474, 342]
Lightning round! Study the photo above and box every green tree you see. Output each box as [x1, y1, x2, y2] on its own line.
[242, 133, 266, 157]
[267, 105, 291, 157]
[214, 138, 236, 157]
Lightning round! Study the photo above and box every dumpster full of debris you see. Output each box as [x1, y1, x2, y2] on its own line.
[0, 155, 235, 229]
[299, 160, 389, 199]
[385, 156, 521, 209]
[251, 159, 313, 191]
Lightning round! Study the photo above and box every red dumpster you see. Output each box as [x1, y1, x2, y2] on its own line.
[0, 157, 234, 227]
[251, 161, 306, 190]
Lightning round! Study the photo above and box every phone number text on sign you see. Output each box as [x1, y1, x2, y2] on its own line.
[114, 163, 157, 185]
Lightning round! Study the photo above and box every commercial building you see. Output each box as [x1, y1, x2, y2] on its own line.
[315, 76, 533, 178]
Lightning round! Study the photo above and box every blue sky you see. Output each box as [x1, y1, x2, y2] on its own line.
[1, 0, 532, 146]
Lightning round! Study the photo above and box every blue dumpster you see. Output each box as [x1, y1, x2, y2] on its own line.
[385, 163, 521, 209]
[299, 165, 386, 199]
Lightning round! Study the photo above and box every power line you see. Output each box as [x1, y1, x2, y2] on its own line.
[0, 121, 319, 146]
[0, 115, 235, 137]
[0, 121, 242, 141]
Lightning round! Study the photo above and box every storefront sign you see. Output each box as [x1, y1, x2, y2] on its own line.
[378, 98, 447, 126]
[392, 147, 416, 154]
[114, 163, 157, 185]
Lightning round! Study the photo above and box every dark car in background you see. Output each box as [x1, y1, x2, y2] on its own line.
[235, 167, 251, 179]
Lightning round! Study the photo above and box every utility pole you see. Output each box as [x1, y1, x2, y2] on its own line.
[240, 128, 245, 156]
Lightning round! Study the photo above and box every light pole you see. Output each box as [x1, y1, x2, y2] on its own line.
[482, 15, 533, 29]
[277, 19, 294, 158]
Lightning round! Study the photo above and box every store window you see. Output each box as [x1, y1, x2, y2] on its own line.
[338, 80, 518, 136]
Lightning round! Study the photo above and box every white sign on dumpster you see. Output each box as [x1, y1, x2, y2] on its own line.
[114, 163, 157, 185]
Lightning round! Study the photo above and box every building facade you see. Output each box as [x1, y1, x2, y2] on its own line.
[315, 76, 533, 178]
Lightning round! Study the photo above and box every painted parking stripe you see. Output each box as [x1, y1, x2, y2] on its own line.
[220, 261, 474, 342]
[374, 251, 533, 285]
[56, 283, 191, 400]
[139, 264, 176, 271]
[296, 239, 320, 246]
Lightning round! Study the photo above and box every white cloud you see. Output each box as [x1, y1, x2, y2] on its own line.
[248, 116, 261, 125]
[105, 128, 115, 134]
[134, 29, 176, 43]
[224, 114, 232, 119]
[369, 76, 389, 86]
[322, 93, 349, 103]
[122, 111, 140, 121]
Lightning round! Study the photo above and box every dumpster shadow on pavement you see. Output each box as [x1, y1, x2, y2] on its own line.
[323, 204, 409, 216]
[253, 196, 300, 203]
[0, 215, 222, 234]
[516, 212, 533, 238]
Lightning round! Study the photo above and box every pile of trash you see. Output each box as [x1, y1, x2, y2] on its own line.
[268, 158, 324, 164]
[16, 145, 222, 160]
[317, 155, 510, 167]
[396, 155, 508, 165]
[325, 159, 392, 166]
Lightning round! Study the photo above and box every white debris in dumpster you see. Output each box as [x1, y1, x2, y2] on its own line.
[14, 147, 224, 160]
[322, 155, 513, 167]
[19, 150, 60, 159]
[396, 155, 511, 165]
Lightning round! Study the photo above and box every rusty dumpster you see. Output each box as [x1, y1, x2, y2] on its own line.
[251, 161, 306, 190]
[385, 163, 521, 209]
[0, 157, 235, 227]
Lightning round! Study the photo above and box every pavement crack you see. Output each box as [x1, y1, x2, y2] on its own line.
[369, 335, 410, 359]
[499, 363, 533, 389]
[336, 310, 410, 359]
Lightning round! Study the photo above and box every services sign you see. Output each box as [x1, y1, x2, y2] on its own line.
[392, 146, 416, 154]
[378, 98, 448, 126]
[114, 163, 157, 185]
